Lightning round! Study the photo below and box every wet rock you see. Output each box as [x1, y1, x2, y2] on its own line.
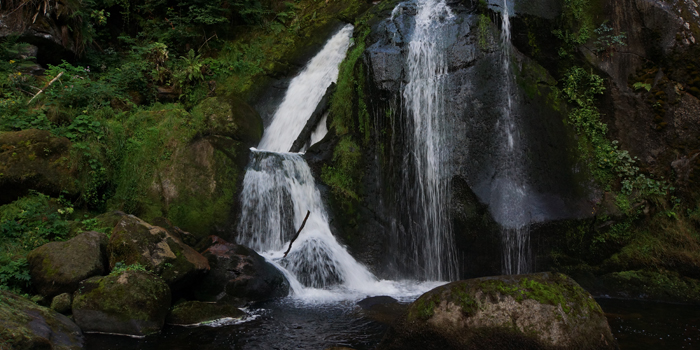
[51, 293, 73, 314]
[0, 129, 78, 205]
[72, 270, 171, 336]
[107, 215, 210, 291]
[166, 301, 245, 325]
[379, 272, 617, 350]
[27, 231, 108, 298]
[357, 296, 407, 325]
[0, 290, 84, 349]
[194, 236, 289, 304]
[151, 216, 199, 248]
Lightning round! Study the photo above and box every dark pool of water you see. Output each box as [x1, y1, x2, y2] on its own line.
[598, 298, 700, 350]
[85, 298, 700, 350]
[85, 299, 388, 350]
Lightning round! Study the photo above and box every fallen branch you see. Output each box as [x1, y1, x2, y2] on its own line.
[28, 71, 63, 105]
[283, 210, 311, 258]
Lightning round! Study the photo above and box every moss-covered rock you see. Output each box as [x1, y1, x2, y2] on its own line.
[27, 231, 108, 298]
[0, 129, 77, 205]
[71, 270, 171, 336]
[107, 215, 209, 290]
[194, 236, 289, 304]
[0, 290, 83, 349]
[379, 272, 617, 350]
[50, 293, 72, 314]
[190, 96, 263, 147]
[166, 301, 245, 325]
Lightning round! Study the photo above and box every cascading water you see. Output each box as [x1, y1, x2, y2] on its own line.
[392, 0, 458, 281]
[238, 24, 442, 303]
[493, 0, 531, 275]
[258, 26, 351, 152]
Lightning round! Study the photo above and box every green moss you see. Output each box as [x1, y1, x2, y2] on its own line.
[408, 293, 440, 321]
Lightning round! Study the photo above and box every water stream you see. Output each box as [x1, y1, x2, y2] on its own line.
[238, 24, 443, 303]
[494, 0, 531, 275]
[391, 0, 459, 281]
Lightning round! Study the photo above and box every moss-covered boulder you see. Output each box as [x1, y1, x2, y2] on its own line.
[194, 236, 289, 304]
[166, 301, 245, 326]
[191, 96, 263, 147]
[0, 129, 77, 205]
[0, 290, 84, 349]
[71, 270, 171, 336]
[379, 272, 617, 350]
[27, 231, 108, 298]
[50, 293, 72, 314]
[107, 215, 209, 291]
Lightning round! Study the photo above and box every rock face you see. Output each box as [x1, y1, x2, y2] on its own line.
[72, 270, 171, 336]
[166, 301, 245, 325]
[107, 215, 209, 290]
[379, 272, 617, 350]
[0, 129, 78, 205]
[0, 290, 84, 350]
[27, 231, 108, 298]
[194, 236, 289, 303]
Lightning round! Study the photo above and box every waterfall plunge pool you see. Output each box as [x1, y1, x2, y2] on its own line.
[83, 297, 700, 350]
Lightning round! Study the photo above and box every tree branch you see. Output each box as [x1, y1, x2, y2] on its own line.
[283, 210, 311, 258]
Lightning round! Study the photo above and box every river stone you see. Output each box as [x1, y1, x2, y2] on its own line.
[50, 293, 72, 314]
[194, 236, 290, 304]
[0, 290, 84, 349]
[166, 301, 245, 325]
[72, 270, 171, 336]
[27, 231, 108, 298]
[107, 215, 210, 290]
[378, 272, 617, 350]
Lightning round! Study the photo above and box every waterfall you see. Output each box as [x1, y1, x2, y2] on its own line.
[494, 0, 531, 275]
[391, 0, 458, 281]
[238, 24, 442, 302]
[258, 26, 353, 152]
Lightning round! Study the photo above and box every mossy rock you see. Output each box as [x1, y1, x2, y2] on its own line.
[379, 272, 617, 350]
[165, 301, 245, 325]
[27, 231, 108, 298]
[190, 96, 263, 147]
[0, 290, 84, 350]
[0, 129, 78, 205]
[596, 270, 700, 304]
[194, 236, 289, 303]
[50, 293, 72, 315]
[71, 270, 171, 336]
[107, 215, 210, 291]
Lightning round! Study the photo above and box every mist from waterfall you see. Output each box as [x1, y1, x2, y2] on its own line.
[390, 0, 458, 281]
[493, 0, 531, 275]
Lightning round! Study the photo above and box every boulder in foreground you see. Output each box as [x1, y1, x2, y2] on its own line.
[72, 270, 171, 336]
[0, 290, 84, 349]
[379, 272, 618, 350]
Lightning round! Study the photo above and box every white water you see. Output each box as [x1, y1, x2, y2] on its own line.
[258, 25, 354, 152]
[393, 0, 458, 280]
[495, 0, 531, 275]
[238, 25, 444, 304]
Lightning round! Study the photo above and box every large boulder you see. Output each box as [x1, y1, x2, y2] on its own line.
[107, 215, 209, 290]
[71, 270, 171, 336]
[0, 129, 78, 205]
[0, 291, 84, 349]
[27, 231, 108, 298]
[379, 272, 617, 350]
[194, 236, 289, 304]
[190, 96, 264, 148]
[166, 301, 245, 326]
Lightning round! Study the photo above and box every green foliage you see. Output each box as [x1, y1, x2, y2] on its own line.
[633, 82, 652, 91]
[0, 193, 73, 292]
[553, 0, 595, 58]
[477, 14, 491, 50]
[561, 67, 669, 196]
[110, 261, 148, 275]
[593, 22, 627, 55]
[321, 137, 362, 200]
